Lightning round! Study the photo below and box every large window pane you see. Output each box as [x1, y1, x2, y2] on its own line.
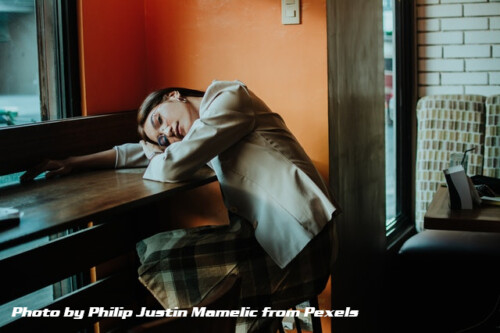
[0, 0, 40, 127]
[384, 0, 398, 230]
[0, 0, 80, 188]
[384, 0, 415, 239]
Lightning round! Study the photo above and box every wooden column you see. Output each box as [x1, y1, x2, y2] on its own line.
[327, 1, 386, 332]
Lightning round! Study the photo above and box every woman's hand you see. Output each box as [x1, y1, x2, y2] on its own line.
[20, 158, 75, 183]
[20, 149, 117, 183]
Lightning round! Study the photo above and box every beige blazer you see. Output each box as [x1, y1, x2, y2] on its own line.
[115, 80, 338, 268]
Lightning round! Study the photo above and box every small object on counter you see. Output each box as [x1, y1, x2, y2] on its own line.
[475, 184, 497, 198]
[0, 207, 21, 229]
[471, 175, 500, 195]
[481, 196, 500, 206]
[443, 165, 478, 209]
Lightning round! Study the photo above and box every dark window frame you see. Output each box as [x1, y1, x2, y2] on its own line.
[386, 0, 417, 249]
[36, 0, 81, 120]
[0, 0, 80, 185]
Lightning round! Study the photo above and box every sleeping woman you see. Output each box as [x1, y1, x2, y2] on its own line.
[22, 80, 340, 332]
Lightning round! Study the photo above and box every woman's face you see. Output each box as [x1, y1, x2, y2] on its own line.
[143, 92, 199, 147]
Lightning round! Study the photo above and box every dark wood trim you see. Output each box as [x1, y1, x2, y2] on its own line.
[0, 111, 139, 176]
[327, 1, 386, 332]
[0, 220, 138, 304]
[36, 0, 53, 121]
[55, 0, 81, 118]
[386, 0, 417, 241]
[35, 0, 80, 120]
[1, 271, 141, 333]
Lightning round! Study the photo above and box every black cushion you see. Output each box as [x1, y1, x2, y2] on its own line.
[399, 229, 500, 262]
[396, 230, 500, 332]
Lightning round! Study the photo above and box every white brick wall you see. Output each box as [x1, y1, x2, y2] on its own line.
[418, 19, 440, 31]
[491, 72, 500, 83]
[418, 31, 464, 44]
[463, 3, 500, 16]
[441, 17, 488, 30]
[419, 45, 443, 57]
[494, 45, 500, 57]
[443, 44, 490, 57]
[418, 4, 463, 17]
[419, 72, 441, 84]
[491, 17, 500, 28]
[441, 72, 488, 83]
[417, 0, 500, 97]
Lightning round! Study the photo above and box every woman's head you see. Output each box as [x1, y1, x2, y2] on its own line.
[138, 88, 204, 147]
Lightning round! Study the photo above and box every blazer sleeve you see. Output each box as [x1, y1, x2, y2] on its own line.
[114, 143, 150, 168]
[143, 82, 255, 182]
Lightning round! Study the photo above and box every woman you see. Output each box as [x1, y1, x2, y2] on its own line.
[22, 80, 339, 332]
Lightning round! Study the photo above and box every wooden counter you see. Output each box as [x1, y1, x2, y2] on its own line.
[0, 167, 215, 250]
[0, 167, 216, 332]
[424, 187, 500, 233]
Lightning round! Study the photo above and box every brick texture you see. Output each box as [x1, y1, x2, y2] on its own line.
[417, 0, 500, 97]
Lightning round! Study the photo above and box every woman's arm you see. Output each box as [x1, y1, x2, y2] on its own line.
[143, 82, 255, 182]
[20, 148, 117, 183]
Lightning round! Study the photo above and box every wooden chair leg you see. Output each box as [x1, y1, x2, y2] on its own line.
[309, 297, 322, 333]
[293, 306, 302, 333]
[277, 296, 323, 333]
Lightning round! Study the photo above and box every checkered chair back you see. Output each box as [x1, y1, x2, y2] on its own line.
[483, 95, 500, 178]
[415, 94, 486, 231]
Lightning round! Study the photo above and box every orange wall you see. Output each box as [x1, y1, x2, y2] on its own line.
[78, 0, 147, 115]
[79, 1, 330, 315]
[79, 0, 328, 177]
[144, 0, 329, 177]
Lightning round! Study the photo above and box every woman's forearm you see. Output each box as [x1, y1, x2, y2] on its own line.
[66, 149, 117, 171]
[21, 149, 117, 183]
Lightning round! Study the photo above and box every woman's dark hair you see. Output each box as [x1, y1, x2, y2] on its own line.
[137, 87, 205, 144]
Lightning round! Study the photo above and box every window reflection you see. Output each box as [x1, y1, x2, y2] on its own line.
[384, 0, 397, 228]
[0, 0, 40, 127]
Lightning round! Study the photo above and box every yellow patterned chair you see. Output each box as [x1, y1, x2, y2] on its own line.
[415, 94, 486, 231]
[484, 95, 500, 178]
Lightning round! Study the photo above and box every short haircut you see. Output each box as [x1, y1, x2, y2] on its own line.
[137, 87, 205, 144]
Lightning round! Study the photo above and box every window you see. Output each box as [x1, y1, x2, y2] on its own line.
[384, 0, 397, 226]
[0, 1, 85, 317]
[383, 0, 416, 240]
[0, 0, 79, 127]
[0, 0, 79, 187]
[0, 0, 40, 126]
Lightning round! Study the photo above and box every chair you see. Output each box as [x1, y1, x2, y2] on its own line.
[398, 230, 500, 332]
[415, 94, 486, 230]
[483, 95, 500, 178]
[128, 274, 242, 333]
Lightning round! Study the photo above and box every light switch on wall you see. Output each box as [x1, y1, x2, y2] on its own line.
[282, 0, 300, 25]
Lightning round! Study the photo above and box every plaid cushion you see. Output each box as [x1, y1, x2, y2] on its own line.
[136, 213, 337, 332]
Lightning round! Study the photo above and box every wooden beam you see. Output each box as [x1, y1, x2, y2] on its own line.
[0, 220, 139, 304]
[0, 111, 139, 176]
[327, 0, 386, 331]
